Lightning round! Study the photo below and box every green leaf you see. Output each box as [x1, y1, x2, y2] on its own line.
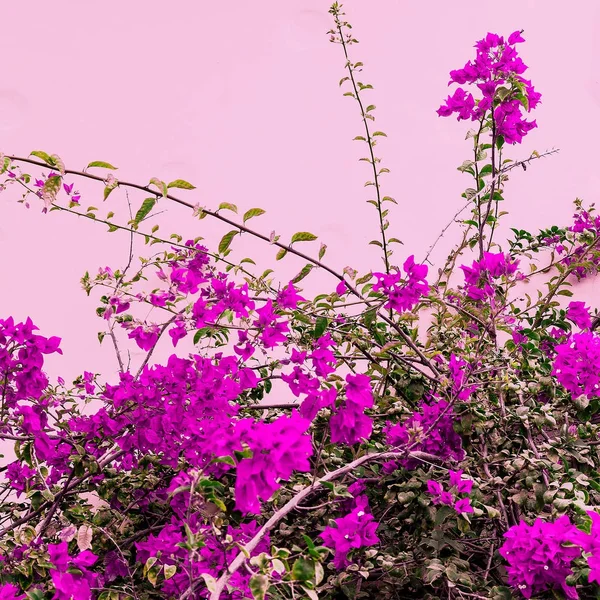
[149, 177, 167, 197]
[42, 175, 62, 204]
[243, 207, 266, 223]
[291, 231, 318, 243]
[164, 564, 177, 580]
[144, 556, 159, 577]
[30, 150, 54, 166]
[249, 574, 269, 600]
[219, 230, 239, 254]
[87, 161, 118, 170]
[319, 244, 327, 260]
[200, 573, 217, 593]
[275, 248, 287, 261]
[213, 455, 236, 466]
[218, 202, 238, 213]
[314, 317, 328, 338]
[372, 131, 387, 137]
[147, 564, 162, 587]
[292, 264, 313, 284]
[364, 309, 377, 328]
[50, 154, 65, 175]
[104, 186, 116, 201]
[365, 104, 376, 112]
[314, 561, 324, 585]
[134, 198, 156, 224]
[167, 178, 195, 190]
[292, 558, 315, 581]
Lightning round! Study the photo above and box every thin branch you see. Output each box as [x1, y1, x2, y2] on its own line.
[422, 148, 559, 265]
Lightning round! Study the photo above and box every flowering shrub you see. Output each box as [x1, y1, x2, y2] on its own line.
[2, 3, 600, 600]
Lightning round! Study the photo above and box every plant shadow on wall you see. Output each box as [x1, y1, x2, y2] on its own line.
[1, 2, 600, 600]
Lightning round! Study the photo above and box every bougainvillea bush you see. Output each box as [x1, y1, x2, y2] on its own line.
[2, 4, 600, 599]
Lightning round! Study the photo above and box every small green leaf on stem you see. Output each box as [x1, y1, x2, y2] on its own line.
[291, 231, 318, 243]
[243, 208, 266, 223]
[134, 198, 156, 224]
[218, 202, 238, 213]
[219, 230, 239, 254]
[30, 151, 54, 166]
[87, 161, 118, 170]
[167, 179, 196, 190]
[292, 264, 314, 283]
[249, 574, 269, 600]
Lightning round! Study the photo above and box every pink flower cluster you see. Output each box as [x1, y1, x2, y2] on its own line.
[233, 412, 313, 513]
[552, 332, 600, 399]
[0, 316, 62, 408]
[560, 211, 600, 278]
[372, 255, 429, 313]
[48, 543, 98, 600]
[385, 398, 465, 469]
[566, 301, 593, 331]
[437, 31, 541, 144]
[448, 354, 478, 401]
[136, 518, 271, 598]
[70, 353, 312, 515]
[460, 252, 519, 300]
[0, 584, 24, 600]
[329, 373, 374, 445]
[426, 470, 474, 515]
[320, 495, 380, 569]
[499, 513, 600, 599]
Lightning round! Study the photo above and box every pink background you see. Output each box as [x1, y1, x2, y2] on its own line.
[0, 1, 599, 384]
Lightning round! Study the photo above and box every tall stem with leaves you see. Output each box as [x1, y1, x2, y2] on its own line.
[329, 3, 401, 275]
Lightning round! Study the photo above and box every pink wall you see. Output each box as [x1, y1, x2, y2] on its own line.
[0, 1, 599, 383]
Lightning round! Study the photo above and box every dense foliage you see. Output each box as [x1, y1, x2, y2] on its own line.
[1, 4, 600, 599]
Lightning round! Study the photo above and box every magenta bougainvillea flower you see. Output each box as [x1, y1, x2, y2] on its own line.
[372, 255, 429, 313]
[566, 301, 593, 331]
[276, 281, 306, 309]
[135, 518, 271, 597]
[499, 516, 581, 599]
[427, 470, 474, 515]
[437, 31, 541, 145]
[460, 252, 519, 300]
[234, 412, 313, 514]
[448, 354, 478, 400]
[553, 332, 600, 399]
[127, 324, 160, 351]
[320, 495, 380, 569]
[48, 542, 98, 600]
[0, 584, 25, 600]
[330, 373, 374, 445]
[385, 397, 465, 468]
